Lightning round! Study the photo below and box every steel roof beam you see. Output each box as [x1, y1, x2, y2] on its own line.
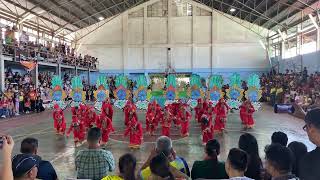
[2, 0, 76, 32]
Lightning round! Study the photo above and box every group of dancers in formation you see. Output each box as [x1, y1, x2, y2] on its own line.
[52, 98, 256, 148]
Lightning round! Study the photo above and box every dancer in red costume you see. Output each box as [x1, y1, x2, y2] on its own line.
[79, 104, 88, 127]
[66, 106, 86, 146]
[194, 99, 204, 122]
[97, 113, 113, 145]
[239, 101, 247, 127]
[206, 101, 215, 123]
[101, 98, 113, 121]
[213, 98, 230, 133]
[244, 100, 255, 129]
[87, 107, 98, 128]
[124, 101, 137, 126]
[124, 116, 143, 149]
[200, 114, 214, 145]
[179, 104, 191, 137]
[52, 104, 66, 135]
[161, 108, 171, 137]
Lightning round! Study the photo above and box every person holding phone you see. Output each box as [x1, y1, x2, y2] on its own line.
[0, 135, 15, 180]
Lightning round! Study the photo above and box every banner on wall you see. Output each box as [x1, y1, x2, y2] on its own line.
[20, 60, 36, 71]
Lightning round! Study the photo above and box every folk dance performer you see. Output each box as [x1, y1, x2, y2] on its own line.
[244, 100, 255, 129]
[161, 107, 171, 137]
[213, 98, 230, 133]
[52, 104, 66, 135]
[200, 113, 214, 145]
[101, 98, 113, 121]
[87, 107, 99, 128]
[67, 106, 86, 146]
[97, 113, 114, 145]
[124, 113, 143, 149]
[179, 104, 191, 137]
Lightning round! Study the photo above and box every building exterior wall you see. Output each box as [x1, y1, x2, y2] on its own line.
[76, 0, 269, 78]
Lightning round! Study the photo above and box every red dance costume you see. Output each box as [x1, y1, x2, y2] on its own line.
[101, 100, 113, 121]
[200, 114, 214, 145]
[245, 101, 255, 129]
[87, 107, 99, 128]
[124, 101, 137, 126]
[179, 105, 191, 137]
[239, 102, 247, 125]
[97, 114, 114, 144]
[52, 104, 66, 135]
[194, 99, 204, 122]
[161, 110, 171, 137]
[213, 99, 230, 132]
[67, 107, 86, 145]
[124, 117, 143, 148]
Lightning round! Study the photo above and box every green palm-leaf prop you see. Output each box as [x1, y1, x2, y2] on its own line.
[247, 74, 260, 88]
[166, 74, 176, 88]
[71, 76, 83, 90]
[208, 75, 223, 89]
[178, 90, 188, 98]
[115, 75, 127, 88]
[190, 74, 201, 87]
[229, 73, 241, 88]
[51, 76, 63, 89]
[96, 75, 108, 89]
[136, 75, 148, 88]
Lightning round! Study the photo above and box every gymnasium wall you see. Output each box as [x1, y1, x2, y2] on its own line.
[75, 0, 269, 78]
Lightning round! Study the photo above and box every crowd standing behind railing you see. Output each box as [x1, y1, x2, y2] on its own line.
[1, 26, 98, 70]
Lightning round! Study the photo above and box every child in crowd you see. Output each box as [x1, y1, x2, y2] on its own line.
[24, 97, 31, 113]
[7, 98, 15, 117]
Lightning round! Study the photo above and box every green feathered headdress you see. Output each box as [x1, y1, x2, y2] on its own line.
[229, 73, 241, 88]
[71, 76, 83, 90]
[136, 75, 148, 88]
[190, 74, 201, 88]
[247, 74, 261, 89]
[51, 76, 63, 90]
[208, 75, 223, 89]
[115, 75, 128, 88]
[96, 75, 108, 90]
[166, 74, 176, 88]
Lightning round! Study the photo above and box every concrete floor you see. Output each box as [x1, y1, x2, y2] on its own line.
[0, 104, 315, 179]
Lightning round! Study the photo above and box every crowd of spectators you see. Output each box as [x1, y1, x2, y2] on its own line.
[2, 26, 98, 70]
[260, 68, 320, 112]
[1, 108, 320, 180]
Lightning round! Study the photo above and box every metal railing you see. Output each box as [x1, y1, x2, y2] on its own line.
[1, 43, 99, 70]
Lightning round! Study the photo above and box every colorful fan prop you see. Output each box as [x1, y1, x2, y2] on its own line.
[70, 76, 85, 107]
[134, 75, 149, 110]
[50, 75, 66, 108]
[246, 74, 262, 110]
[226, 73, 243, 109]
[207, 75, 224, 105]
[187, 74, 204, 108]
[114, 75, 130, 109]
[165, 74, 177, 105]
[94, 75, 109, 110]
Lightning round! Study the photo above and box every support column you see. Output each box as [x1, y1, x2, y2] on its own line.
[317, 28, 320, 51]
[143, 5, 148, 73]
[192, 5, 196, 73]
[35, 63, 39, 88]
[88, 69, 90, 85]
[0, 43, 4, 91]
[122, 12, 128, 74]
[297, 26, 301, 55]
[75, 66, 78, 76]
[57, 64, 61, 77]
[167, 0, 172, 67]
[210, 11, 214, 75]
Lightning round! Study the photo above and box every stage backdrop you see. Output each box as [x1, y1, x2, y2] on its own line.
[74, 0, 270, 79]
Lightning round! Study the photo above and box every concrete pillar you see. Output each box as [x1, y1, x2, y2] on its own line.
[211, 11, 214, 75]
[143, 5, 148, 73]
[122, 12, 128, 74]
[0, 55, 4, 92]
[281, 41, 286, 59]
[317, 28, 320, 51]
[57, 64, 61, 77]
[75, 66, 78, 76]
[88, 69, 90, 85]
[35, 63, 39, 88]
[167, 0, 172, 68]
[191, 5, 196, 73]
[296, 26, 301, 55]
